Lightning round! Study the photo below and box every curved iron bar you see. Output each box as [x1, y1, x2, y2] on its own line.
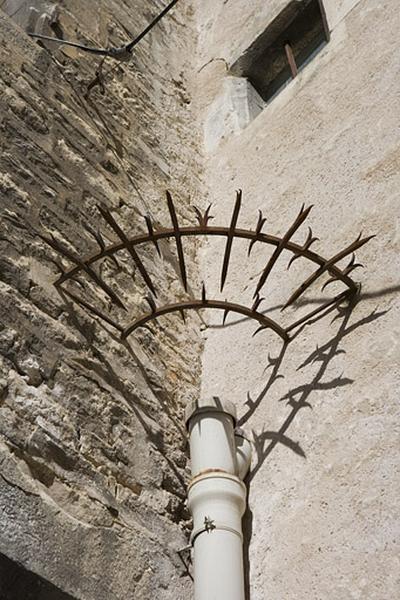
[54, 225, 359, 292]
[56, 282, 353, 342]
[121, 299, 289, 342]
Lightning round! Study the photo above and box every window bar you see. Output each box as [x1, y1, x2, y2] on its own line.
[284, 42, 298, 79]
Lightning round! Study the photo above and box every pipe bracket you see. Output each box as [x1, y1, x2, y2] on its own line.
[190, 521, 244, 546]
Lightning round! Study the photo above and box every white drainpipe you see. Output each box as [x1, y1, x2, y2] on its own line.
[185, 397, 252, 600]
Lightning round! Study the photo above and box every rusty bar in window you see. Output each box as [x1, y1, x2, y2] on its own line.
[284, 42, 298, 78]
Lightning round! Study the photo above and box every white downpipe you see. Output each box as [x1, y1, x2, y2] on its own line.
[185, 398, 252, 600]
[235, 428, 253, 481]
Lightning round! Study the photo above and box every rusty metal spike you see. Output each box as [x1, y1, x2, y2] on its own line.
[203, 204, 214, 226]
[84, 222, 106, 252]
[304, 237, 319, 250]
[94, 229, 106, 251]
[252, 324, 267, 337]
[193, 204, 214, 228]
[193, 206, 203, 226]
[347, 253, 356, 268]
[344, 254, 364, 273]
[60, 287, 124, 332]
[78, 258, 126, 311]
[321, 276, 339, 291]
[287, 227, 318, 270]
[304, 227, 319, 250]
[201, 282, 207, 303]
[355, 232, 375, 247]
[248, 210, 266, 256]
[287, 253, 300, 270]
[80, 264, 125, 309]
[254, 204, 313, 298]
[304, 227, 313, 245]
[166, 191, 188, 292]
[40, 232, 127, 311]
[38, 232, 72, 259]
[283, 234, 374, 310]
[247, 240, 256, 258]
[256, 210, 267, 234]
[98, 204, 158, 298]
[220, 189, 242, 292]
[144, 215, 161, 257]
[222, 310, 229, 325]
[222, 302, 230, 325]
[343, 262, 364, 276]
[252, 293, 264, 312]
[145, 294, 157, 313]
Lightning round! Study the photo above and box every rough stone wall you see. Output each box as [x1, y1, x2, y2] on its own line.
[195, 0, 399, 599]
[0, 2, 202, 598]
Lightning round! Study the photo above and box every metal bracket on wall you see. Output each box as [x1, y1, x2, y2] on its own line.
[177, 545, 193, 581]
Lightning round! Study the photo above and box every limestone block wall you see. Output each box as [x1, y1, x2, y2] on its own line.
[195, 0, 399, 599]
[0, 2, 202, 598]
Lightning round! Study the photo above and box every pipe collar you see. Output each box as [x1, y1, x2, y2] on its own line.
[185, 396, 237, 429]
[188, 472, 247, 544]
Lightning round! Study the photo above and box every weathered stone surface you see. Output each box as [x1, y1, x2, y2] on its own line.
[195, 1, 400, 599]
[0, 2, 202, 598]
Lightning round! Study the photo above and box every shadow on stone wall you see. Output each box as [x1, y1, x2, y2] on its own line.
[0, 551, 76, 600]
[56, 287, 189, 508]
[239, 285, 398, 600]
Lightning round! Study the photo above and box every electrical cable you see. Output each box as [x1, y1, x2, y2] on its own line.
[27, 0, 180, 61]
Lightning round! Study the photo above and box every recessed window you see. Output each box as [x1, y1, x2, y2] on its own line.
[231, 0, 330, 103]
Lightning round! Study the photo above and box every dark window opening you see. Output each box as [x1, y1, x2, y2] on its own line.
[0, 552, 77, 600]
[231, 0, 330, 103]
